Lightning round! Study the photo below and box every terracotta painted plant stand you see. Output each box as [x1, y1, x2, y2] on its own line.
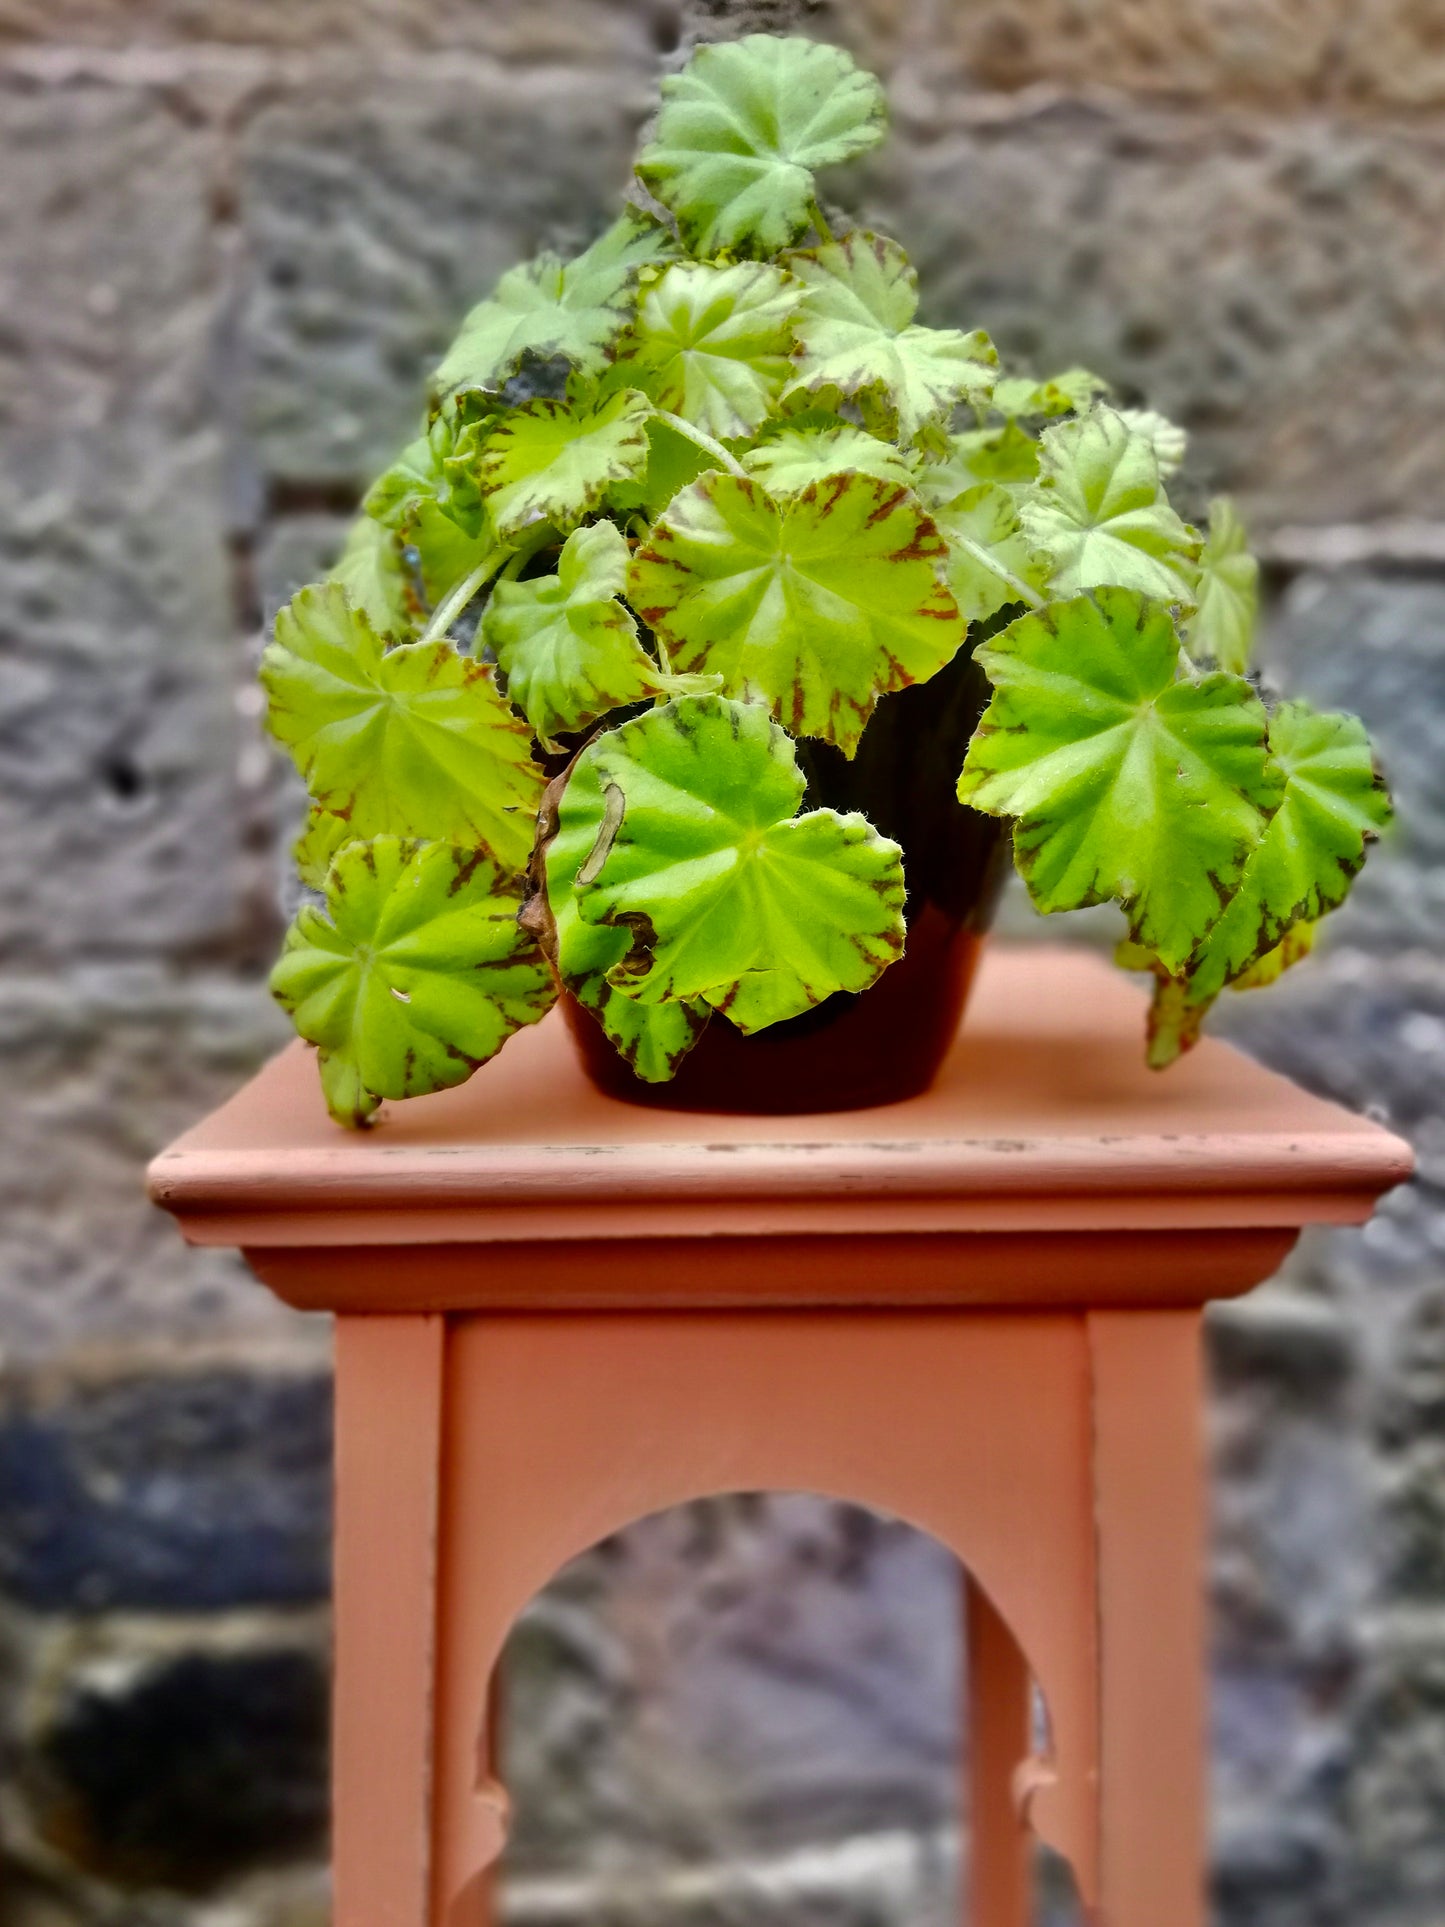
[148, 946, 1411, 1927]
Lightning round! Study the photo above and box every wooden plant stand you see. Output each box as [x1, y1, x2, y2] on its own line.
[148, 947, 1410, 1927]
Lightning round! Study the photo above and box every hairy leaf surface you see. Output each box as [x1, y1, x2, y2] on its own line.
[480, 388, 651, 539]
[624, 262, 797, 439]
[991, 368, 1110, 419]
[434, 210, 676, 396]
[742, 419, 914, 495]
[578, 696, 906, 1031]
[932, 483, 1050, 624]
[786, 234, 997, 441]
[637, 35, 886, 257]
[544, 748, 709, 1081]
[1116, 407, 1188, 478]
[957, 588, 1281, 971]
[628, 470, 966, 755]
[272, 837, 556, 1126]
[1020, 407, 1200, 600]
[1187, 497, 1259, 675]
[330, 516, 416, 639]
[484, 522, 713, 745]
[261, 582, 543, 870]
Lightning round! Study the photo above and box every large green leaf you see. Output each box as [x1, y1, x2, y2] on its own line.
[483, 522, 713, 746]
[577, 695, 906, 1032]
[272, 836, 556, 1127]
[623, 261, 798, 439]
[932, 482, 1050, 624]
[1186, 497, 1259, 675]
[1020, 407, 1200, 600]
[627, 470, 966, 755]
[479, 388, 652, 539]
[636, 34, 886, 257]
[261, 582, 543, 871]
[1140, 701, 1392, 1062]
[541, 750, 709, 1082]
[741, 418, 914, 495]
[786, 233, 998, 441]
[957, 588, 1281, 971]
[434, 210, 677, 396]
[329, 515, 416, 639]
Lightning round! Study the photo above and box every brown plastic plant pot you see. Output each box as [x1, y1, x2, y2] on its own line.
[565, 637, 1013, 1115]
[566, 905, 991, 1115]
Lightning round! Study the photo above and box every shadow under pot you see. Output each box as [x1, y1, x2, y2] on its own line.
[565, 645, 1012, 1116]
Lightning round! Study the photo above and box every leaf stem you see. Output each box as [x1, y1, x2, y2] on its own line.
[809, 198, 836, 245]
[654, 411, 748, 481]
[420, 546, 508, 643]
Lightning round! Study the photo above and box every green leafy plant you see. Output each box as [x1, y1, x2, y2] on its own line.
[261, 30, 1391, 1125]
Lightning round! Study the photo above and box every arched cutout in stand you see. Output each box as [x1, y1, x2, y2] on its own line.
[486, 1492, 1087, 1927]
[430, 1310, 1103, 1924]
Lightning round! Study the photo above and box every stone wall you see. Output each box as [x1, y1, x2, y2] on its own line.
[0, 1, 1441, 1923]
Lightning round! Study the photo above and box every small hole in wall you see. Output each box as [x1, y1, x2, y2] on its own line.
[99, 754, 149, 811]
[648, 0, 682, 53]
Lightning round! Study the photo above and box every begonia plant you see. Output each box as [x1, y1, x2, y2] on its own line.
[260, 31, 1392, 1126]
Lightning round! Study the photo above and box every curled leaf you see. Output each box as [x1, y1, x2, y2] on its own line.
[786, 233, 998, 441]
[272, 837, 556, 1126]
[483, 522, 713, 745]
[538, 750, 710, 1082]
[480, 388, 652, 539]
[261, 581, 543, 871]
[958, 588, 1282, 972]
[1020, 406, 1200, 601]
[329, 516, 415, 640]
[623, 261, 798, 440]
[991, 368, 1110, 419]
[637, 34, 887, 257]
[627, 469, 966, 755]
[578, 695, 907, 1032]
[293, 806, 357, 891]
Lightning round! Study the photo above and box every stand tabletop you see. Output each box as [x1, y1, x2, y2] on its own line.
[149, 947, 1411, 1267]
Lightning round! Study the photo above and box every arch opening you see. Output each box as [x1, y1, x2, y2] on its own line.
[482, 1491, 1087, 1927]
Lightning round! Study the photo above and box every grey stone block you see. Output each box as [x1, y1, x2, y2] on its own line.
[1350, 1624, 1445, 1915]
[0, 76, 249, 963]
[0, 1368, 331, 1612]
[1254, 570, 1445, 957]
[238, 70, 657, 488]
[935, 0, 1445, 109]
[8, 1621, 328, 1895]
[0, 970, 309, 1363]
[871, 107, 1445, 526]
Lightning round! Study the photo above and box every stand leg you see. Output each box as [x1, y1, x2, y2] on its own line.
[333, 1315, 445, 1927]
[967, 1574, 1032, 1927]
[1088, 1311, 1207, 1927]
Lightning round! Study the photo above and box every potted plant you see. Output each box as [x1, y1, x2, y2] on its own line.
[260, 31, 1392, 1127]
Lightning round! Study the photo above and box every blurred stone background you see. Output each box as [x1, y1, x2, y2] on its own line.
[0, 0, 1441, 1922]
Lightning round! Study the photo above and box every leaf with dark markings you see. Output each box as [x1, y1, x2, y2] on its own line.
[479, 388, 652, 539]
[577, 695, 907, 1032]
[742, 420, 913, 495]
[621, 261, 798, 440]
[261, 582, 543, 871]
[1131, 702, 1392, 1064]
[329, 516, 415, 640]
[785, 232, 997, 442]
[292, 806, 358, 892]
[483, 521, 715, 746]
[433, 209, 678, 397]
[272, 836, 556, 1127]
[958, 587, 1282, 972]
[931, 482, 1051, 624]
[627, 469, 967, 756]
[542, 748, 709, 1082]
